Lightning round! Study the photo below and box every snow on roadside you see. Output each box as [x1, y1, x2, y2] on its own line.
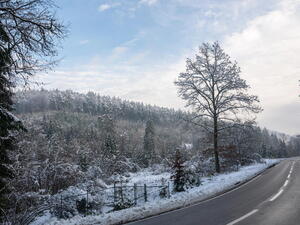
[32, 159, 280, 225]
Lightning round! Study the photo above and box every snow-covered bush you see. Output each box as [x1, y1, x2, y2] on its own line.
[252, 153, 264, 163]
[50, 186, 104, 218]
[186, 154, 215, 176]
[113, 198, 134, 211]
[51, 187, 86, 218]
[184, 169, 202, 189]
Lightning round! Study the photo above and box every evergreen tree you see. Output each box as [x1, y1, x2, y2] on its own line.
[171, 149, 185, 192]
[103, 133, 117, 157]
[279, 140, 288, 158]
[99, 115, 118, 158]
[143, 120, 155, 167]
[0, 24, 24, 210]
[261, 144, 267, 158]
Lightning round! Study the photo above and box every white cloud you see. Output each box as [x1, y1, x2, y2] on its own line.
[139, 0, 159, 6]
[98, 4, 111, 11]
[109, 33, 146, 61]
[35, 53, 186, 111]
[224, 0, 300, 134]
[98, 3, 120, 12]
[79, 40, 89, 45]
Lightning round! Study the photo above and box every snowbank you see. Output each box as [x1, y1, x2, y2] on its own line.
[31, 159, 280, 225]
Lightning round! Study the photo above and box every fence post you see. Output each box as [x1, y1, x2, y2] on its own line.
[86, 189, 89, 216]
[144, 184, 147, 202]
[60, 195, 63, 218]
[167, 182, 170, 198]
[120, 181, 124, 203]
[113, 182, 116, 208]
[134, 183, 137, 205]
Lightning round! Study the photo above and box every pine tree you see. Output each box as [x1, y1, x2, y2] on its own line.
[261, 144, 267, 158]
[99, 114, 118, 158]
[103, 133, 117, 157]
[171, 149, 185, 192]
[0, 24, 24, 210]
[279, 140, 288, 158]
[143, 120, 155, 167]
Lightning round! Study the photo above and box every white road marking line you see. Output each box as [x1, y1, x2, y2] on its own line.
[226, 209, 259, 225]
[269, 162, 292, 203]
[269, 189, 284, 201]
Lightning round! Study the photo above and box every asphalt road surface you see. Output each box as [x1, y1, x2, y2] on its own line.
[127, 158, 299, 225]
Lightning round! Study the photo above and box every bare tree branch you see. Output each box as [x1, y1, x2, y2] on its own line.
[0, 0, 67, 85]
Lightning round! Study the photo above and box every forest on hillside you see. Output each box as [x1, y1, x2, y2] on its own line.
[10, 89, 300, 199]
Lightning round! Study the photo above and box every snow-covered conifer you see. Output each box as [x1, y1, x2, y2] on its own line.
[143, 120, 156, 167]
[171, 149, 185, 192]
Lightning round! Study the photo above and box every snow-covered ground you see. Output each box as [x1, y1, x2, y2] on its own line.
[31, 159, 280, 225]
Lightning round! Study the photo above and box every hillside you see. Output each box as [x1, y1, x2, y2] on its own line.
[6, 89, 300, 223]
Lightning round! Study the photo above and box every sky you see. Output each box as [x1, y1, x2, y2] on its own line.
[35, 0, 300, 135]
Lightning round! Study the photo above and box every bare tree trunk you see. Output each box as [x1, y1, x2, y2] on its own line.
[213, 116, 220, 173]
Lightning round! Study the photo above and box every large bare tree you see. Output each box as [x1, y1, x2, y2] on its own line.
[175, 42, 262, 173]
[0, 0, 65, 214]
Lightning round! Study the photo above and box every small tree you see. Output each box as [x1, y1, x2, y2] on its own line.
[99, 115, 118, 158]
[171, 149, 185, 192]
[103, 134, 117, 157]
[175, 42, 262, 173]
[278, 140, 288, 158]
[79, 154, 89, 172]
[261, 144, 267, 158]
[143, 120, 155, 167]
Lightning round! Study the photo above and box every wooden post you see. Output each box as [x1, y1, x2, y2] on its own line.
[113, 182, 116, 207]
[144, 184, 147, 202]
[134, 183, 137, 205]
[167, 182, 170, 198]
[120, 181, 124, 203]
[60, 195, 63, 218]
[86, 190, 89, 216]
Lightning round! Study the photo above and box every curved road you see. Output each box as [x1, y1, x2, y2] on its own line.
[127, 158, 299, 225]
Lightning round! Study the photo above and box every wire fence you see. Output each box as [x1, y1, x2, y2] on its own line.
[0, 182, 172, 225]
[55, 181, 171, 218]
